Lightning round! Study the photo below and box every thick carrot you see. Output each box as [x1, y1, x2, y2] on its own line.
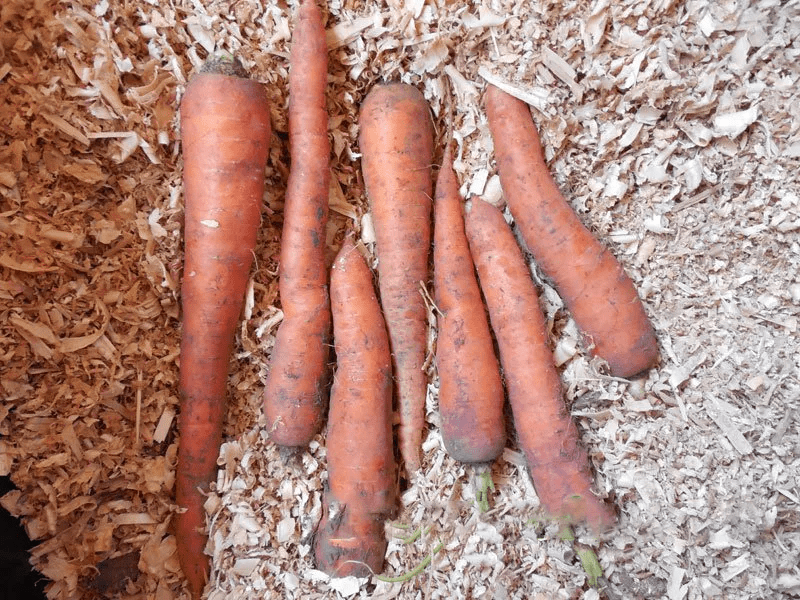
[176, 55, 271, 598]
[263, 0, 332, 448]
[433, 144, 505, 464]
[358, 83, 434, 474]
[465, 198, 615, 532]
[485, 85, 658, 378]
[314, 240, 396, 577]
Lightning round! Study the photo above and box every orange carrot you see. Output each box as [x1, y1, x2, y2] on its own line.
[485, 85, 658, 378]
[176, 55, 271, 598]
[263, 0, 332, 449]
[434, 145, 505, 464]
[358, 82, 434, 475]
[465, 198, 616, 532]
[314, 240, 396, 577]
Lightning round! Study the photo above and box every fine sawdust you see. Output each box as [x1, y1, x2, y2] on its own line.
[1, 0, 799, 599]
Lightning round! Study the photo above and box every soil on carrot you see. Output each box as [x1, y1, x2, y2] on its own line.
[1, 1, 798, 599]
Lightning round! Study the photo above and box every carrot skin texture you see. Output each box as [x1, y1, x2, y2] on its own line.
[314, 241, 396, 577]
[485, 85, 658, 378]
[264, 0, 332, 447]
[434, 146, 505, 464]
[465, 199, 615, 532]
[358, 83, 434, 474]
[177, 66, 271, 598]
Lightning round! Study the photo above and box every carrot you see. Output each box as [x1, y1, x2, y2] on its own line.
[433, 144, 505, 464]
[465, 198, 616, 532]
[263, 0, 332, 449]
[313, 240, 396, 577]
[485, 85, 658, 378]
[176, 55, 271, 598]
[358, 82, 434, 474]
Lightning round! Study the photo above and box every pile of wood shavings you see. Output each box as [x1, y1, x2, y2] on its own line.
[1, 0, 799, 598]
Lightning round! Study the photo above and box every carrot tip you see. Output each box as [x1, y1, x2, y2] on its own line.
[200, 53, 249, 78]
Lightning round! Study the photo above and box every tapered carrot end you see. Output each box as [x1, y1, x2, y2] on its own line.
[174, 506, 210, 599]
[484, 84, 544, 153]
[441, 139, 454, 166]
[435, 142, 458, 200]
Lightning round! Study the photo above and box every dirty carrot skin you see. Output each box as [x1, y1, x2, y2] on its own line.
[177, 55, 271, 598]
[485, 85, 658, 378]
[358, 83, 434, 475]
[314, 240, 396, 577]
[434, 145, 505, 464]
[263, 0, 332, 448]
[465, 198, 616, 532]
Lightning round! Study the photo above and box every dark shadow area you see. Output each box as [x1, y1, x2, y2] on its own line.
[0, 474, 48, 600]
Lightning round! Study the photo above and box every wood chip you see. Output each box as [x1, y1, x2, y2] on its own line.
[705, 397, 754, 455]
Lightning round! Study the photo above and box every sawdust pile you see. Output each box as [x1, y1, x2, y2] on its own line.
[1, 0, 799, 599]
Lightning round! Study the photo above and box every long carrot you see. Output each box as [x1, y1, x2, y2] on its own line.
[263, 0, 332, 449]
[434, 144, 505, 464]
[358, 82, 434, 475]
[176, 55, 271, 598]
[465, 198, 616, 532]
[485, 85, 658, 378]
[314, 240, 396, 577]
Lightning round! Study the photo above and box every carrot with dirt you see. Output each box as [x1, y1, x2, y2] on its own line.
[433, 144, 505, 464]
[263, 0, 332, 449]
[485, 85, 658, 378]
[465, 198, 616, 532]
[314, 240, 396, 577]
[176, 55, 271, 598]
[358, 82, 434, 475]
